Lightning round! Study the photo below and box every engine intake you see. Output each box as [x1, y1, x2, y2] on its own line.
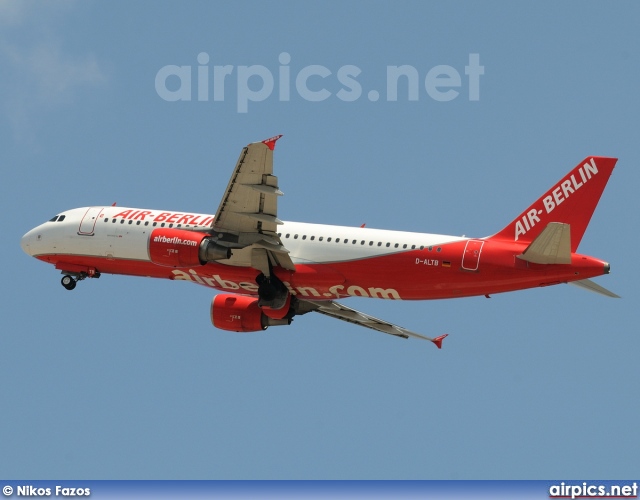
[211, 294, 291, 332]
[149, 228, 230, 267]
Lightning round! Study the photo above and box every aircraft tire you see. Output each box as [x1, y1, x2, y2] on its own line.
[61, 275, 76, 290]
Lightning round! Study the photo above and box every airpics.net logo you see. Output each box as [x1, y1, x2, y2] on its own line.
[155, 52, 484, 113]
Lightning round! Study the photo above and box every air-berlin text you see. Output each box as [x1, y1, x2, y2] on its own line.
[514, 158, 598, 241]
[112, 209, 214, 226]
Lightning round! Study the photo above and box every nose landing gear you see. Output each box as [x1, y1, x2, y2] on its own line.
[61, 275, 77, 290]
[60, 270, 101, 290]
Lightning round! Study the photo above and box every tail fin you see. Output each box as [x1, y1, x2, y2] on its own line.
[490, 156, 617, 251]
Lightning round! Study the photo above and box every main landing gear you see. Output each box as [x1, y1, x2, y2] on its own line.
[256, 272, 289, 310]
[60, 270, 101, 291]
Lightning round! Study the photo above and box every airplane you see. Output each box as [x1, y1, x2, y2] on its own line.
[20, 136, 619, 348]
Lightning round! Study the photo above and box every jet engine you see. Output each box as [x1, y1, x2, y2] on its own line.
[148, 228, 230, 267]
[211, 294, 291, 332]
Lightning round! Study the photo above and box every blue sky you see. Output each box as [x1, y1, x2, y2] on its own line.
[1, 1, 639, 479]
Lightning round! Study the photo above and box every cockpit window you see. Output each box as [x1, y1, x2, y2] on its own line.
[49, 216, 59, 222]
[57, 215, 66, 222]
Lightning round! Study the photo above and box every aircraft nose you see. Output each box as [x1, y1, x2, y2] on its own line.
[21, 229, 35, 256]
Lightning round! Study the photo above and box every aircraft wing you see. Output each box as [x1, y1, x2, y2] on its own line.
[211, 135, 295, 271]
[299, 299, 447, 348]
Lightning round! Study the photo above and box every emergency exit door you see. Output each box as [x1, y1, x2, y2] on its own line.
[78, 207, 103, 236]
[461, 240, 484, 271]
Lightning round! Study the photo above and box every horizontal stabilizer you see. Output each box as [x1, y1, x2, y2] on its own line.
[569, 279, 620, 298]
[518, 222, 571, 264]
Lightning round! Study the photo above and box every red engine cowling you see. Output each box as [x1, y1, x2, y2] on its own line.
[211, 294, 291, 332]
[149, 228, 229, 267]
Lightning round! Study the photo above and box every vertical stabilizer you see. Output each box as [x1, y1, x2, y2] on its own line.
[490, 157, 617, 251]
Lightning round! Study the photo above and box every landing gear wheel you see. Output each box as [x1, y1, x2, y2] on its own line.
[61, 275, 76, 290]
[256, 272, 289, 310]
[258, 279, 278, 302]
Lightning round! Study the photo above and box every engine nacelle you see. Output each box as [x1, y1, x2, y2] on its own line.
[149, 228, 230, 267]
[211, 294, 291, 332]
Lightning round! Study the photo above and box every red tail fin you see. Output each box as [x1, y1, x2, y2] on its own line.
[490, 156, 617, 251]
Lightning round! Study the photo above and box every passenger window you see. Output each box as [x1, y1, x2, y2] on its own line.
[319, 237, 324, 241]
[112, 219, 116, 224]
[403, 244, 407, 249]
[335, 238, 340, 243]
[361, 240, 365, 245]
[161, 223, 165, 227]
[302, 235, 307, 240]
[411, 245, 416, 249]
[377, 242, 382, 246]
[286, 234, 290, 238]
[327, 237, 332, 242]
[128, 220, 133, 225]
[310, 236, 315, 240]
[120, 220, 125, 224]
[386, 243, 390, 247]
[137, 221, 141, 225]
[394, 243, 399, 248]
[369, 241, 373, 246]
[294, 234, 298, 239]
[420, 245, 424, 250]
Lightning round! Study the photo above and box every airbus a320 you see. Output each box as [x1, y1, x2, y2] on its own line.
[21, 136, 619, 348]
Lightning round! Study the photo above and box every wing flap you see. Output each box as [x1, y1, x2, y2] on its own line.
[250, 184, 284, 196]
[243, 212, 283, 225]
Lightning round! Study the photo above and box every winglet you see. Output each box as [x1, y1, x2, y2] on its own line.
[262, 135, 283, 151]
[432, 334, 448, 349]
